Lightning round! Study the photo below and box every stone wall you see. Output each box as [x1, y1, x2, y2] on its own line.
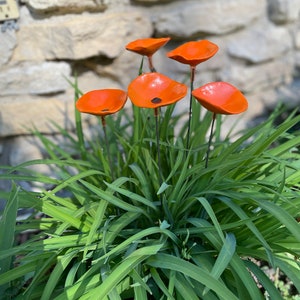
[1, 0, 300, 170]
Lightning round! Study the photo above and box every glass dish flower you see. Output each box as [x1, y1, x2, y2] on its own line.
[126, 37, 171, 57]
[76, 89, 127, 116]
[128, 72, 187, 109]
[167, 40, 219, 67]
[192, 82, 248, 115]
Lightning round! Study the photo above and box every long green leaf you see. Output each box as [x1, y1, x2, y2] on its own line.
[104, 180, 157, 210]
[244, 260, 283, 300]
[79, 179, 144, 213]
[219, 196, 274, 265]
[173, 272, 202, 300]
[40, 201, 90, 232]
[255, 200, 300, 241]
[80, 244, 163, 300]
[41, 251, 78, 300]
[203, 232, 236, 295]
[83, 199, 108, 260]
[130, 268, 152, 297]
[150, 268, 175, 300]
[197, 197, 224, 242]
[188, 218, 264, 299]
[129, 163, 153, 200]
[147, 253, 239, 300]
[0, 260, 38, 285]
[0, 184, 19, 295]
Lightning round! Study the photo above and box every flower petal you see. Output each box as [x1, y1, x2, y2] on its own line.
[167, 40, 219, 67]
[76, 89, 127, 116]
[128, 72, 187, 109]
[192, 82, 248, 115]
[126, 37, 171, 57]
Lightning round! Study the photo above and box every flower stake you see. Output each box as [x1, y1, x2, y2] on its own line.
[128, 72, 187, 185]
[76, 89, 127, 179]
[167, 40, 219, 151]
[126, 37, 171, 149]
[192, 81, 248, 167]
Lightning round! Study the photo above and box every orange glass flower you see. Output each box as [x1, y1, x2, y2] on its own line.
[192, 82, 248, 115]
[128, 72, 188, 109]
[76, 89, 127, 116]
[167, 40, 219, 67]
[125, 37, 171, 57]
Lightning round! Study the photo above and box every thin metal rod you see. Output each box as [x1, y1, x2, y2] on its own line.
[205, 113, 216, 168]
[154, 108, 162, 186]
[186, 66, 195, 152]
[101, 116, 114, 180]
[148, 55, 156, 72]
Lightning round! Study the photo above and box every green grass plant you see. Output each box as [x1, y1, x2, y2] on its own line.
[0, 37, 300, 299]
[0, 93, 299, 299]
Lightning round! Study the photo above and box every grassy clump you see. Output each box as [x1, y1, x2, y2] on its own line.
[0, 82, 300, 300]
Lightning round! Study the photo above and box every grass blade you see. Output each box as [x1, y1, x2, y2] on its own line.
[0, 184, 19, 295]
[147, 253, 239, 300]
[203, 232, 236, 295]
[80, 244, 164, 300]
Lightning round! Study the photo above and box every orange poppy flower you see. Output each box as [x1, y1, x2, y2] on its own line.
[128, 72, 188, 109]
[192, 82, 248, 115]
[76, 89, 127, 116]
[125, 37, 171, 57]
[167, 40, 219, 67]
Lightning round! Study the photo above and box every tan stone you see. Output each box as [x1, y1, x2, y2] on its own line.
[0, 62, 71, 95]
[227, 21, 292, 63]
[8, 135, 48, 169]
[84, 51, 145, 88]
[75, 70, 122, 93]
[268, 0, 300, 24]
[219, 58, 294, 93]
[295, 29, 300, 49]
[153, 0, 267, 38]
[277, 79, 300, 108]
[13, 11, 153, 61]
[21, 0, 107, 13]
[0, 95, 75, 137]
[0, 30, 17, 67]
[295, 51, 300, 67]
[132, 0, 171, 2]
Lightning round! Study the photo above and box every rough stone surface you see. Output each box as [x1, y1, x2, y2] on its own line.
[268, 0, 300, 23]
[0, 62, 71, 95]
[74, 70, 122, 93]
[8, 136, 46, 168]
[0, 31, 17, 67]
[277, 78, 300, 108]
[84, 50, 148, 88]
[219, 58, 294, 93]
[227, 22, 293, 63]
[295, 52, 300, 67]
[295, 29, 300, 49]
[0, 95, 75, 137]
[133, 0, 170, 2]
[13, 11, 152, 61]
[153, 0, 267, 37]
[20, 0, 107, 13]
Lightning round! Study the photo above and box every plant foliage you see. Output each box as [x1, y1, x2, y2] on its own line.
[1, 83, 300, 299]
